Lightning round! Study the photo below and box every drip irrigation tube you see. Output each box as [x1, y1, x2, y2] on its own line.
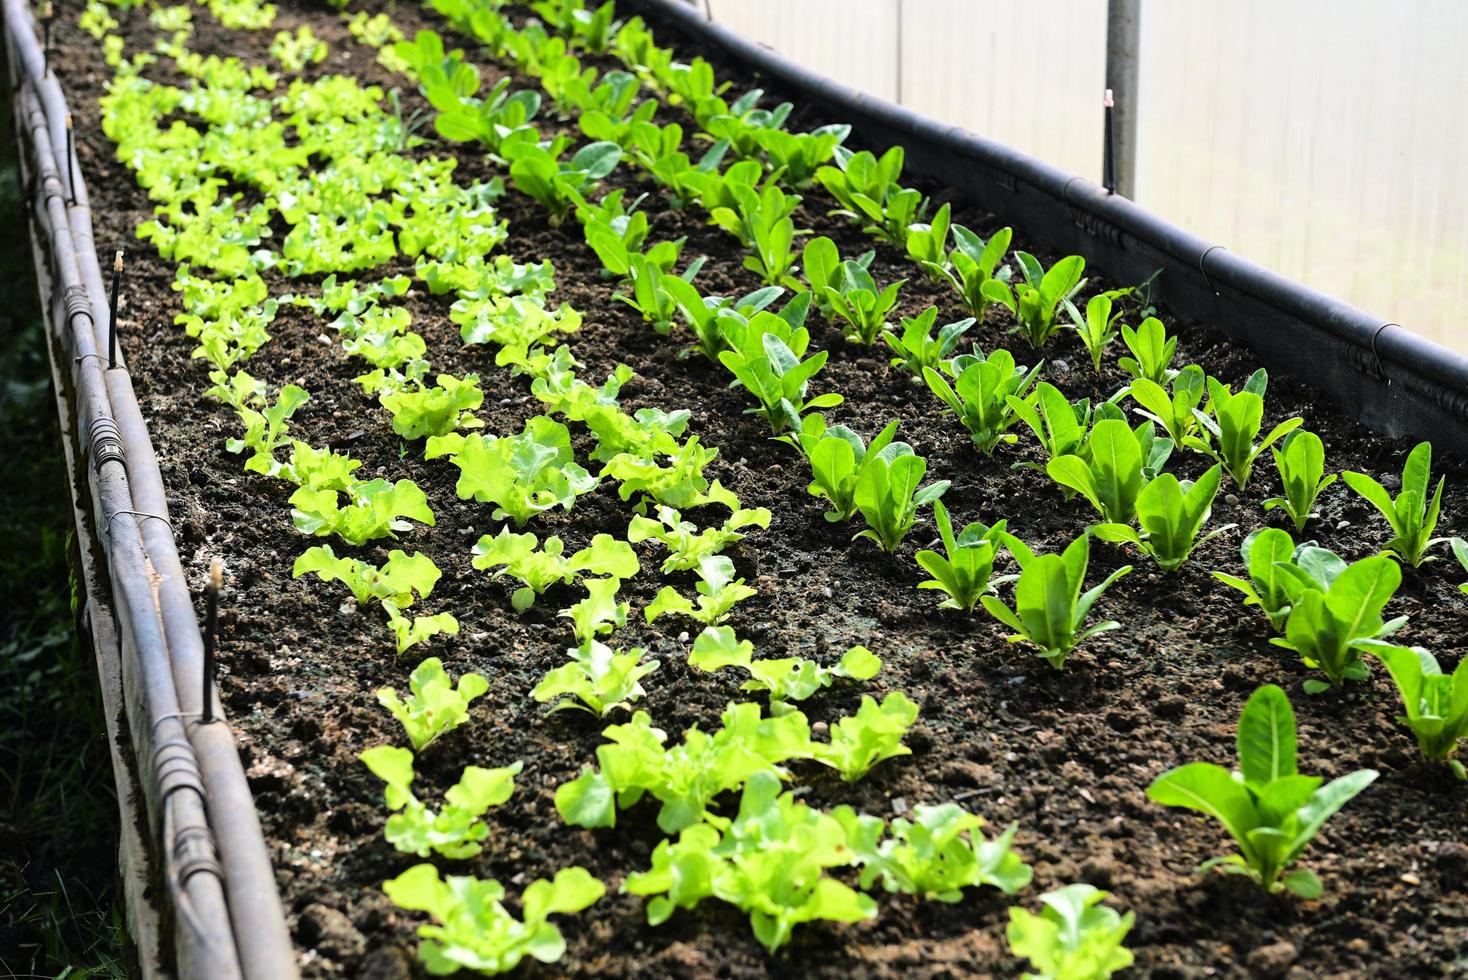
[2, 1, 298, 976]
[628, 0, 1468, 456]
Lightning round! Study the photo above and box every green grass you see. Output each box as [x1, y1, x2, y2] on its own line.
[0, 62, 128, 980]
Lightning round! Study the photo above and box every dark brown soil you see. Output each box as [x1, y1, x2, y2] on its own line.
[49, 0, 1468, 977]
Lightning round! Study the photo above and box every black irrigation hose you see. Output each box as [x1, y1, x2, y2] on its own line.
[2, 0, 298, 976]
[628, 0, 1468, 457]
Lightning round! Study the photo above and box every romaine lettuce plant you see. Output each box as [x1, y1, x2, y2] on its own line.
[383, 863, 603, 976]
[922, 347, 1042, 453]
[1045, 419, 1153, 524]
[1092, 464, 1234, 572]
[937, 224, 1013, 322]
[835, 806, 1031, 902]
[1342, 441, 1447, 566]
[377, 657, 489, 750]
[1127, 364, 1205, 447]
[816, 145, 924, 244]
[822, 261, 906, 345]
[802, 235, 872, 322]
[1212, 527, 1305, 632]
[988, 252, 1086, 349]
[914, 501, 1006, 611]
[881, 306, 975, 377]
[645, 554, 756, 627]
[1271, 553, 1406, 692]
[1148, 683, 1378, 896]
[904, 200, 952, 279]
[1365, 643, 1468, 778]
[532, 640, 660, 716]
[981, 533, 1131, 669]
[623, 770, 876, 952]
[1009, 383, 1130, 478]
[1006, 884, 1135, 980]
[1184, 371, 1303, 489]
[853, 453, 950, 553]
[360, 745, 519, 859]
[554, 702, 814, 831]
[753, 124, 849, 188]
[784, 414, 910, 522]
[504, 138, 622, 225]
[717, 301, 842, 434]
[1118, 315, 1177, 384]
[1071, 293, 1122, 373]
[1262, 429, 1336, 533]
[709, 183, 802, 286]
[471, 528, 638, 611]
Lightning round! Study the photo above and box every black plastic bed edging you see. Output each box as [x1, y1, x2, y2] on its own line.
[628, 0, 1468, 458]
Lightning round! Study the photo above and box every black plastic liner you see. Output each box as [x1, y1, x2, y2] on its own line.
[628, 0, 1468, 457]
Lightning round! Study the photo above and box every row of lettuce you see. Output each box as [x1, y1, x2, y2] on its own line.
[83, 0, 1466, 974]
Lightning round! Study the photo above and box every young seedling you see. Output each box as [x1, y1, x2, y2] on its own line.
[1271, 553, 1407, 693]
[1045, 418, 1151, 524]
[532, 640, 660, 717]
[1453, 537, 1468, 595]
[688, 627, 881, 710]
[1148, 683, 1378, 897]
[852, 453, 950, 553]
[1364, 643, 1468, 779]
[1342, 441, 1448, 566]
[802, 235, 873, 321]
[1007, 884, 1134, 980]
[822, 261, 906, 345]
[980, 532, 1132, 669]
[470, 528, 638, 612]
[813, 692, 919, 782]
[1092, 464, 1235, 572]
[1070, 292, 1123, 373]
[914, 501, 1006, 612]
[377, 658, 489, 751]
[1212, 527, 1304, 632]
[835, 806, 1032, 902]
[1127, 364, 1205, 448]
[881, 306, 975, 377]
[1184, 370, 1303, 489]
[645, 554, 756, 627]
[784, 414, 911, 522]
[988, 252, 1086, 349]
[1010, 384, 1133, 479]
[922, 347, 1042, 454]
[1118, 316, 1177, 384]
[1262, 429, 1336, 533]
[360, 745, 519, 859]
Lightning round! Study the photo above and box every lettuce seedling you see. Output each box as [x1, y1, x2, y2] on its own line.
[1045, 418, 1151, 524]
[905, 200, 953, 279]
[753, 124, 849, 188]
[559, 577, 629, 645]
[823, 261, 906, 345]
[802, 235, 873, 322]
[1071, 293, 1123, 373]
[915, 501, 1006, 612]
[429, 418, 598, 526]
[384, 863, 604, 976]
[814, 691, 919, 782]
[881, 306, 975, 377]
[554, 702, 814, 832]
[784, 414, 910, 522]
[1093, 464, 1234, 572]
[1263, 429, 1336, 533]
[981, 533, 1131, 669]
[1185, 371, 1303, 489]
[471, 528, 638, 611]
[1118, 316, 1177, 384]
[385, 605, 460, 656]
[645, 554, 756, 627]
[532, 640, 660, 717]
[281, 440, 362, 492]
[624, 771, 875, 952]
[939, 224, 1014, 322]
[1365, 643, 1468, 778]
[602, 437, 721, 513]
[1009, 382, 1131, 477]
[1454, 538, 1468, 595]
[718, 301, 842, 434]
[710, 183, 802, 286]
[627, 502, 771, 573]
[361, 745, 519, 859]
[1212, 527, 1304, 632]
[835, 807, 1031, 902]
[688, 627, 881, 709]
[1127, 364, 1205, 447]
[224, 381, 310, 478]
[1271, 553, 1406, 692]
[660, 274, 748, 361]
[269, 25, 327, 71]
[377, 657, 489, 750]
[816, 145, 924, 244]
[1007, 884, 1135, 980]
[853, 453, 950, 553]
[504, 138, 622, 225]
[923, 347, 1042, 453]
[1148, 683, 1378, 896]
[380, 373, 484, 440]
[988, 252, 1086, 349]
[294, 545, 441, 609]
[1342, 440, 1448, 566]
[290, 478, 436, 545]
[611, 253, 703, 335]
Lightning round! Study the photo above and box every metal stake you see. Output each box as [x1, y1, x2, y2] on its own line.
[201, 560, 221, 724]
[1103, 89, 1116, 195]
[107, 250, 123, 369]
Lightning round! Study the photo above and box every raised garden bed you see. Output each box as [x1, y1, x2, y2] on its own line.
[39, 0, 1468, 976]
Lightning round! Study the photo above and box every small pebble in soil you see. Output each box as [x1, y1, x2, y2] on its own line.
[890, 797, 908, 815]
[1338, 519, 1351, 530]
[811, 721, 828, 735]
[1224, 492, 1240, 505]
[1050, 359, 1070, 374]
[677, 631, 689, 644]
[1400, 871, 1421, 886]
